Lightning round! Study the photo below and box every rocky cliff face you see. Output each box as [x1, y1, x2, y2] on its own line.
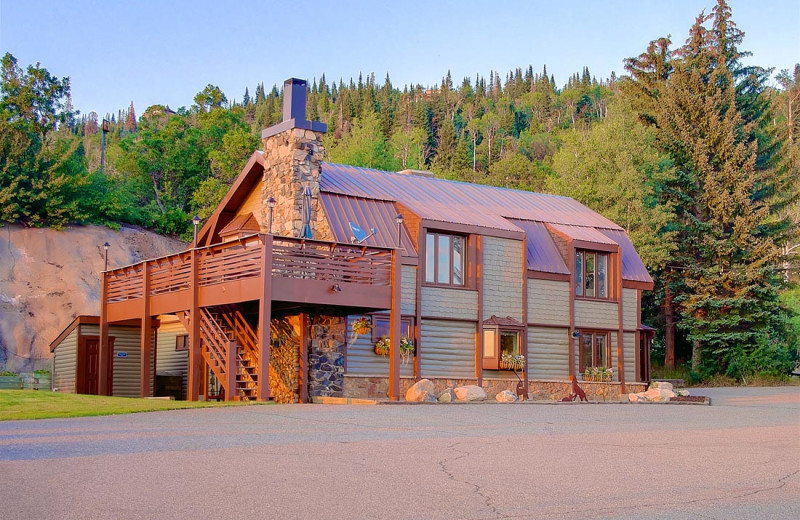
[0, 224, 185, 371]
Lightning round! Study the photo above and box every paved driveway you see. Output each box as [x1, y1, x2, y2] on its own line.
[1, 386, 798, 519]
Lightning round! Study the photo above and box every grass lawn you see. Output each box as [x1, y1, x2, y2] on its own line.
[0, 390, 267, 421]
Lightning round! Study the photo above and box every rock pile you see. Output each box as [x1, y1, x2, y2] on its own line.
[628, 381, 690, 402]
[406, 380, 510, 403]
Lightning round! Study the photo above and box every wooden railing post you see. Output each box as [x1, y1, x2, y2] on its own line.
[98, 271, 111, 395]
[227, 340, 237, 401]
[257, 234, 273, 402]
[299, 313, 309, 403]
[388, 248, 402, 401]
[140, 261, 152, 398]
[188, 247, 201, 401]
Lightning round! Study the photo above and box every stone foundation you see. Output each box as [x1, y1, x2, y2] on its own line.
[343, 375, 647, 401]
[308, 315, 346, 397]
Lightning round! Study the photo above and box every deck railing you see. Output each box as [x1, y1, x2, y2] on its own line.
[105, 234, 394, 304]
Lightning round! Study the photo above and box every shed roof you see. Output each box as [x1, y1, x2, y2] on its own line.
[506, 219, 570, 275]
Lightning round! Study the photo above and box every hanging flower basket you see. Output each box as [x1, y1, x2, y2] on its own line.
[374, 337, 390, 356]
[352, 317, 372, 336]
[500, 353, 525, 371]
[400, 337, 415, 364]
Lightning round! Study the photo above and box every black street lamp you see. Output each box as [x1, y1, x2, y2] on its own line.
[103, 242, 110, 271]
[395, 214, 404, 249]
[192, 215, 201, 247]
[267, 197, 276, 234]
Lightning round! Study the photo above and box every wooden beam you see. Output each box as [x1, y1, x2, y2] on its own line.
[476, 235, 484, 387]
[413, 223, 424, 381]
[140, 261, 152, 398]
[568, 242, 576, 378]
[616, 248, 626, 394]
[227, 340, 237, 401]
[98, 272, 111, 395]
[299, 313, 309, 403]
[521, 238, 529, 398]
[257, 235, 273, 402]
[388, 248, 401, 401]
[187, 248, 201, 401]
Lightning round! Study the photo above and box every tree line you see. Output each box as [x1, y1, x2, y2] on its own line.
[1, 0, 797, 380]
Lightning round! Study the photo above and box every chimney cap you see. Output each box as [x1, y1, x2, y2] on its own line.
[261, 77, 327, 139]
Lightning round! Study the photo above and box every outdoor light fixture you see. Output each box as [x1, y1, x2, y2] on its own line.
[103, 242, 110, 271]
[192, 215, 201, 246]
[395, 214, 404, 248]
[267, 196, 276, 234]
[330, 283, 342, 293]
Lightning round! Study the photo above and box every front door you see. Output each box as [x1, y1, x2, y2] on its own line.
[84, 338, 100, 395]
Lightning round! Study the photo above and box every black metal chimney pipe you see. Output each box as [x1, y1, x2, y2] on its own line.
[283, 78, 307, 123]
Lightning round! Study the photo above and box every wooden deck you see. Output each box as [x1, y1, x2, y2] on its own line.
[97, 234, 403, 402]
[104, 234, 394, 321]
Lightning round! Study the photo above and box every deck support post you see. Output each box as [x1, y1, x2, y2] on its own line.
[616, 248, 626, 394]
[188, 248, 202, 401]
[388, 248, 402, 401]
[227, 340, 237, 401]
[299, 313, 310, 403]
[140, 261, 152, 398]
[98, 271, 111, 395]
[257, 234, 273, 402]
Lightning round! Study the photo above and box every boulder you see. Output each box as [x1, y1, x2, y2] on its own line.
[454, 385, 487, 402]
[650, 381, 674, 392]
[405, 379, 435, 402]
[495, 390, 518, 403]
[421, 391, 438, 403]
[676, 389, 690, 397]
[437, 388, 455, 403]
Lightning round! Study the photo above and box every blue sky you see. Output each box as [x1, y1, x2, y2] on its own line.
[1, 0, 797, 118]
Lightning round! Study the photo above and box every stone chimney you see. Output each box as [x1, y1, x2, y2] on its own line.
[261, 78, 332, 240]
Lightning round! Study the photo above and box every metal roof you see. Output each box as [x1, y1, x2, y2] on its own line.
[507, 219, 570, 275]
[547, 223, 619, 246]
[598, 229, 654, 283]
[321, 163, 623, 232]
[320, 193, 417, 259]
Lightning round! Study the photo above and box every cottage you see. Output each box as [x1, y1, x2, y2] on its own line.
[50, 78, 653, 402]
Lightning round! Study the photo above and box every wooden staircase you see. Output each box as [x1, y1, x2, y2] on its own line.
[215, 305, 260, 401]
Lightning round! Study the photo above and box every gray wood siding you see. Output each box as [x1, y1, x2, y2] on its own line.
[156, 320, 189, 398]
[528, 279, 570, 326]
[401, 265, 417, 315]
[82, 324, 155, 397]
[575, 299, 619, 329]
[624, 332, 637, 382]
[527, 326, 569, 380]
[345, 315, 414, 378]
[420, 286, 478, 320]
[623, 288, 638, 330]
[419, 319, 475, 378]
[52, 329, 78, 393]
[482, 237, 523, 322]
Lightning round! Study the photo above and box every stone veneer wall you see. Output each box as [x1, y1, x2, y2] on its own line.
[269, 315, 300, 403]
[308, 315, 346, 397]
[343, 376, 646, 401]
[260, 128, 333, 241]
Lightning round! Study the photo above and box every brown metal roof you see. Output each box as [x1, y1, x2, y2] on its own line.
[598, 229, 654, 284]
[483, 315, 525, 327]
[507, 219, 570, 275]
[320, 193, 417, 259]
[547, 223, 619, 246]
[321, 163, 623, 232]
[218, 213, 260, 237]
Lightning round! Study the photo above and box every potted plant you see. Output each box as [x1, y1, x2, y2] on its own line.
[583, 367, 613, 382]
[374, 337, 390, 356]
[352, 317, 372, 336]
[399, 337, 414, 364]
[500, 353, 525, 371]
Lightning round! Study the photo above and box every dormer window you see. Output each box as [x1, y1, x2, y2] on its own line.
[575, 250, 608, 298]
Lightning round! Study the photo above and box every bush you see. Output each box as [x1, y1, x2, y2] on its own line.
[725, 336, 797, 384]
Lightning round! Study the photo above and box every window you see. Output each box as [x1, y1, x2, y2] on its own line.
[371, 316, 414, 343]
[482, 327, 523, 370]
[575, 250, 609, 298]
[425, 232, 465, 286]
[175, 334, 189, 351]
[579, 331, 610, 372]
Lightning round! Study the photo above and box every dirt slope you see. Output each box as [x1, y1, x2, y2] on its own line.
[0, 224, 185, 371]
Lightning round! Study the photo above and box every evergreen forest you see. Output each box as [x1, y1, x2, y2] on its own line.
[1, 0, 798, 381]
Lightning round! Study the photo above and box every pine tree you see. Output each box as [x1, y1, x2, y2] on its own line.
[125, 101, 137, 132]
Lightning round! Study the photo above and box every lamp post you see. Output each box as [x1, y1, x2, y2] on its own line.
[103, 242, 110, 271]
[192, 215, 200, 247]
[395, 214, 404, 249]
[267, 197, 276, 234]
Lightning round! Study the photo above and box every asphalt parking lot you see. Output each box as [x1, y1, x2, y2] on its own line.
[1, 386, 798, 519]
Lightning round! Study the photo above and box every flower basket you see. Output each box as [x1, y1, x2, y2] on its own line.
[500, 353, 525, 371]
[399, 337, 414, 364]
[583, 367, 613, 382]
[374, 337, 390, 357]
[352, 317, 372, 336]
